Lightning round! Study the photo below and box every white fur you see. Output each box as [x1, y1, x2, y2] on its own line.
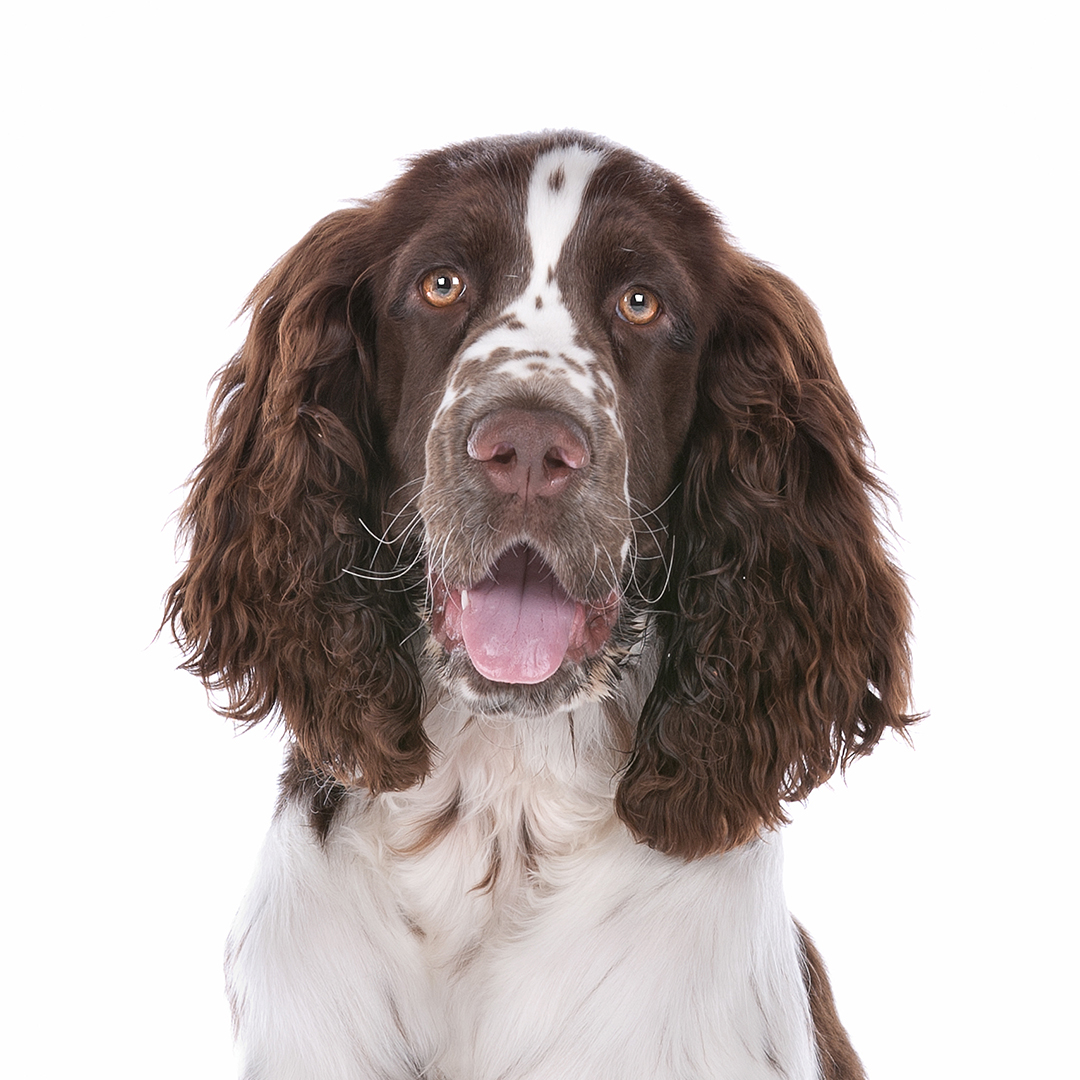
[226, 800, 443, 1078]
[441, 145, 609, 413]
[523, 145, 605, 277]
[225, 142, 822, 1078]
[227, 695, 819, 1079]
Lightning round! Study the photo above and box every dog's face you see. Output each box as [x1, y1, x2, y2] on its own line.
[361, 138, 721, 714]
[168, 130, 915, 853]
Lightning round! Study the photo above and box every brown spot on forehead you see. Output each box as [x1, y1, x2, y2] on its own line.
[547, 165, 566, 193]
[557, 353, 589, 378]
[489, 312, 526, 332]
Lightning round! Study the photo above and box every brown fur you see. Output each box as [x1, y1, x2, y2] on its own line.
[797, 922, 868, 1080]
[615, 258, 918, 856]
[166, 131, 917, 861]
[165, 203, 431, 791]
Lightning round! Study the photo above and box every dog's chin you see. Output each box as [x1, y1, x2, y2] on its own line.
[430, 644, 619, 718]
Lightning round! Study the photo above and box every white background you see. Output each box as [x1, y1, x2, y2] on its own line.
[3, 1, 1075, 1076]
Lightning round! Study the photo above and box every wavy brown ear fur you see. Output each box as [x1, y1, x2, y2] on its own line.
[617, 256, 917, 858]
[165, 208, 428, 791]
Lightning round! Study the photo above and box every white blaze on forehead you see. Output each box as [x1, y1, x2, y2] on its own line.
[435, 142, 612, 422]
[524, 144, 605, 289]
[458, 145, 604, 375]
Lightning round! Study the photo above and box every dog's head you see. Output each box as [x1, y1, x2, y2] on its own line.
[167, 132, 916, 856]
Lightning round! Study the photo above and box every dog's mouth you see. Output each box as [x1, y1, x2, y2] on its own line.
[429, 544, 620, 685]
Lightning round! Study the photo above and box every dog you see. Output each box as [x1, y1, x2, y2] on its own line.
[167, 131, 916, 1079]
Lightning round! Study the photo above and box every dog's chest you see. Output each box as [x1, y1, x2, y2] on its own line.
[369, 703, 622, 969]
[354, 733, 817, 1080]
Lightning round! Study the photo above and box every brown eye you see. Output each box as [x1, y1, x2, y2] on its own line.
[617, 287, 661, 325]
[420, 269, 465, 307]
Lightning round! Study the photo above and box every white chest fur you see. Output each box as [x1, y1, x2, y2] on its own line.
[227, 701, 819, 1079]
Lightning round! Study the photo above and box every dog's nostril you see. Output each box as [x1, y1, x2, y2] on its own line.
[544, 448, 575, 472]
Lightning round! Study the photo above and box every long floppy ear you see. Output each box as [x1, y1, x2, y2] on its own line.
[165, 208, 428, 792]
[617, 257, 917, 858]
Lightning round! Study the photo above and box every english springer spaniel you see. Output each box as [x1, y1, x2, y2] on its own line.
[167, 131, 916, 1079]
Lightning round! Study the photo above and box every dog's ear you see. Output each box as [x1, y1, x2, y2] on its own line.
[165, 207, 429, 792]
[617, 257, 917, 858]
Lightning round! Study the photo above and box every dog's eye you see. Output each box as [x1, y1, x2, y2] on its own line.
[420, 269, 466, 307]
[617, 288, 661, 325]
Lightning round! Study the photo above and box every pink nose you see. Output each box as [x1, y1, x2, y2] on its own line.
[468, 408, 590, 501]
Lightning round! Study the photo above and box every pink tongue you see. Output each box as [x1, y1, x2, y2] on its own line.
[460, 546, 577, 684]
